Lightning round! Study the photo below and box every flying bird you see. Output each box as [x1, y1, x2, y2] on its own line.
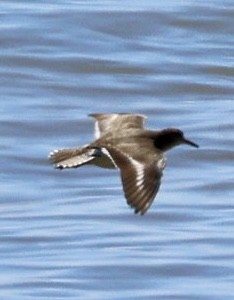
[49, 113, 199, 215]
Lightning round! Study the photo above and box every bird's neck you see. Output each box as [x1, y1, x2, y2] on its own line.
[152, 131, 179, 152]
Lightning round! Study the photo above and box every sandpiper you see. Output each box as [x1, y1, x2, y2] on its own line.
[49, 113, 199, 215]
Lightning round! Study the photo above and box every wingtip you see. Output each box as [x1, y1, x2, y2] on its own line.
[134, 207, 147, 215]
[48, 149, 58, 159]
[55, 165, 65, 170]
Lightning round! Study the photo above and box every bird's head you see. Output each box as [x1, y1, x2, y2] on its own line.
[154, 128, 199, 151]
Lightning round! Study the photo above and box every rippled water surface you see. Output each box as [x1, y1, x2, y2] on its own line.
[1, 1, 234, 299]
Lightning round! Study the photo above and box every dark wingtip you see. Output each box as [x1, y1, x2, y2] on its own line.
[57, 166, 64, 170]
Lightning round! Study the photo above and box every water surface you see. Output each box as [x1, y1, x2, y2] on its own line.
[0, 1, 234, 299]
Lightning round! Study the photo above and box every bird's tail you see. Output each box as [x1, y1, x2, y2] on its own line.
[49, 147, 96, 169]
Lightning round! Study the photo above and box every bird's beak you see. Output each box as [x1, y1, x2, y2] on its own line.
[183, 137, 199, 148]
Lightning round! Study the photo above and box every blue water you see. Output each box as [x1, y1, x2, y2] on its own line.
[0, 1, 234, 299]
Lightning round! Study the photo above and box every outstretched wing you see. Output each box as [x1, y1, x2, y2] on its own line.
[106, 145, 166, 215]
[89, 113, 146, 138]
[49, 147, 96, 169]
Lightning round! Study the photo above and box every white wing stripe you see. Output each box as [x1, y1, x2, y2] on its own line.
[128, 157, 145, 188]
[94, 121, 101, 139]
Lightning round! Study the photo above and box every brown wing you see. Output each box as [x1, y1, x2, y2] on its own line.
[106, 147, 165, 215]
[49, 147, 96, 169]
[89, 113, 146, 138]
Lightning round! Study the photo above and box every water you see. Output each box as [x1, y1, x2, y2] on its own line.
[0, 1, 234, 299]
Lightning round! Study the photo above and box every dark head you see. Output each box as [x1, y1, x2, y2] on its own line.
[154, 128, 199, 151]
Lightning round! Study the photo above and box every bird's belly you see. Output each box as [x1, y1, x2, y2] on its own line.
[91, 155, 116, 169]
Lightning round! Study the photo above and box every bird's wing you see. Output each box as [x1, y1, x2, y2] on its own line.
[106, 143, 166, 215]
[49, 147, 96, 169]
[89, 113, 146, 138]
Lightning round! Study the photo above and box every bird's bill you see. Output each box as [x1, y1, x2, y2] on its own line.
[183, 137, 199, 148]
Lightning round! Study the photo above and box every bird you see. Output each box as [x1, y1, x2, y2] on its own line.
[49, 113, 199, 215]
